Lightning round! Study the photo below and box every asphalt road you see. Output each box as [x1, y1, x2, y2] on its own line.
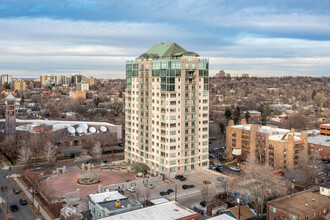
[0, 156, 93, 220]
[0, 170, 37, 220]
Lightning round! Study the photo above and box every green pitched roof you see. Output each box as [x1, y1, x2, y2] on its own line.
[138, 42, 198, 59]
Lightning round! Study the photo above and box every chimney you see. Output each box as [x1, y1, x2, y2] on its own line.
[241, 119, 247, 125]
[291, 183, 295, 194]
[290, 129, 295, 134]
[228, 120, 234, 127]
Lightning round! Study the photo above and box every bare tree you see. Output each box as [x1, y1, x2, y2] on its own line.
[199, 183, 216, 202]
[91, 142, 102, 162]
[23, 169, 43, 203]
[17, 146, 32, 165]
[297, 150, 323, 184]
[43, 141, 57, 163]
[241, 157, 290, 218]
[223, 174, 240, 199]
[140, 188, 152, 206]
[0, 136, 16, 157]
[282, 113, 308, 131]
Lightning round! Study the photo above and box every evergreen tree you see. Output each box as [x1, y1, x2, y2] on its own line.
[224, 109, 232, 121]
[233, 106, 241, 124]
[261, 113, 267, 125]
[245, 111, 251, 123]
[219, 122, 225, 134]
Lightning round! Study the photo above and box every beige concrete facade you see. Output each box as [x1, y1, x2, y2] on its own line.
[226, 120, 308, 169]
[13, 79, 27, 91]
[125, 48, 209, 178]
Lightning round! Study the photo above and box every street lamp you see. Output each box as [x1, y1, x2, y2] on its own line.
[237, 194, 241, 220]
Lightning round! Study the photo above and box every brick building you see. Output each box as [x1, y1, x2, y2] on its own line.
[226, 120, 308, 169]
[69, 91, 87, 99]
[319, 124, 330, 136]
[307, 135, 330, 160]
[267, 185, 330, 220]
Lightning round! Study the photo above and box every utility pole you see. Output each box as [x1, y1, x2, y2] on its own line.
[237, 193, 241, 220]
[175, 184, 177, 202]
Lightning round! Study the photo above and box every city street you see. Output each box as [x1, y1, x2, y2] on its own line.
[0, 170, 36, 220]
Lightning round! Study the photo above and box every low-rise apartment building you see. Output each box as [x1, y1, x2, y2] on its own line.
[226, 120, 308, 169]
[88, 191, 142, 219]
[267, 185, 330, 220]
[69, 91, 87, 99]
[307, 135, 330, 160]
[101, 201, 199, 220]
[319, 124, 330, 136]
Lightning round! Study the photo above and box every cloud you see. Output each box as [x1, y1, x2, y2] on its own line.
[0, 0, 330, 77]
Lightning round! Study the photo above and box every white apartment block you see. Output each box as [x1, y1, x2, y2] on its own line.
[125, 42, 209, 178]
[76, 81, 89, 91]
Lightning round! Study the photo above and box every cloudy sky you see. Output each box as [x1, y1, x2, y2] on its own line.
[1, 0, 330, 78]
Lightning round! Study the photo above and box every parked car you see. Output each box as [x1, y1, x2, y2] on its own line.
[203, 180, 211, 184]
[175, 175, 184, 179]
[215, 167, 224, 172]
[167, 189, 174, 194]
[19, 198, 27, 205]
[126, 186, 135, 192]
[209, 165, 216, 170]
[175, 175, 186, 181]
[2, 166, 11, 171]
[160, 191, 168, 196]
[215, 162, 222, 166]
[182, 184, 190, 190]
[229, 166, 240, 172]
[10, 204, 18, 212]
[209, 154, 216, 159]
[200, 201, 207, 207]
[145, 184, 154, 189]
[117, 188, 124, 195]
[13, 188, 19, 194]
[322, 159, 330, 164]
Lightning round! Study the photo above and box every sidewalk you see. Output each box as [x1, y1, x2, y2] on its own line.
[11, 175, 53, 220]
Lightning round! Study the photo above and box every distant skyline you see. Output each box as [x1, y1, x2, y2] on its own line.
[1, 0, 330, 78]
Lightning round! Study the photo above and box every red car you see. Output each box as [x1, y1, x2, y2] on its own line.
[274, 171, 284, 176]
[13, 188, 19, 194]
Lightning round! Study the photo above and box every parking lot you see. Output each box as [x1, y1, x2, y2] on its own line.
[125, 170, 228, 206]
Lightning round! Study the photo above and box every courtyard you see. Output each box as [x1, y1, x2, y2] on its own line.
[41, 166, 136, 199]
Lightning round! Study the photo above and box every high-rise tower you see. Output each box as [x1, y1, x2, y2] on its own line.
[125, 43, 209, 178]
[5, 93, 16, 140]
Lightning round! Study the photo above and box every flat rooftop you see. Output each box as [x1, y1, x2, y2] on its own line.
[231, 125, 302, 142]
[308, 135, 330, 147]
[102, 201, 197, 220]
[89, 191, 126, 204]
[268, 187, 330, 216]
[0, 119, 119, 133]
[301, 129, 320, 135]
